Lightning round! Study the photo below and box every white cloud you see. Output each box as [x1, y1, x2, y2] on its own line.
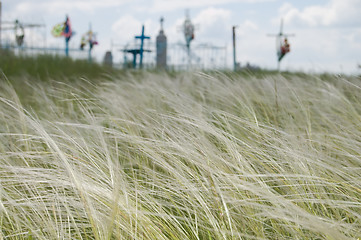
[149, 0, 275, 12]
[237, 20, 258, 36]
[279, 0, 361, 28]
[193, 8, 232, 43]
[111, 15, 157, 48]
[111, 15, 143, 45]
[11, 0, 130, 17]
[234, 20, 271, 68]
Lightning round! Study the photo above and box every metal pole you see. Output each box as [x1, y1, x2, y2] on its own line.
[232, 26, 237, 71]
[187, 46, 190, 70]
[88, 23, 92, 63]
[224, 44, 227, 69]
[133, 53, 137, 68]
[139, 25, 144, 68]
[65, 38, 69, 57]
[88, 47, 91, 63]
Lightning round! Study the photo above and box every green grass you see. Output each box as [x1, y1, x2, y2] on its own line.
[0, 55, 360, 239]
[0, 49, 115, 80]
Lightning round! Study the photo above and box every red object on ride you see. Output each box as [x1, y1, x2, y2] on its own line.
[281, 38, 290, 55]
[61, 16, 72, 39]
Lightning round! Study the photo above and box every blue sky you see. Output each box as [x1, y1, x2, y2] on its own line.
[2, 0, 361, 73]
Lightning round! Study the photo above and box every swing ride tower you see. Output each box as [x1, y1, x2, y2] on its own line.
[136, 25, 151, 68]
[122, 25, 151, 69]
[80, 23, 98, 63]
[232, 25, 238, 71]
[51, 15, 74, 57]
[267, 19, 295, 71]
[180, 10, 197, 69]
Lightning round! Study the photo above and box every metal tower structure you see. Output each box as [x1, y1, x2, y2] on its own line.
[268, 19, 295, 71]
[156, 17, 167, 69]
[122, 25, 151, 69]
[232, 25, 239, 71]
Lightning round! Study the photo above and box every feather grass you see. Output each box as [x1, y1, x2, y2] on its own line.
[0, 71, 360, 239]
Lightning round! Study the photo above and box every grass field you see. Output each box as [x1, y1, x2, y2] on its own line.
[0, 54, 360, 239]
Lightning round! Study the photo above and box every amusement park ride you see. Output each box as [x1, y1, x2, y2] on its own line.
[182, 10, 195, 54]
[51, 15, 74, 56]
[1, 14, 94, 60]
[51, 15, 98, 60]
[0, 0, 96, 61]
[1, 19, 45, 47]
[268, 19, 295, 71]
[179, 10, 199, 67]
[80, 24, 98, 62]
[118, 13, 225, 70]
[0, 0, 295, 71]
[121, 25, 151, 69]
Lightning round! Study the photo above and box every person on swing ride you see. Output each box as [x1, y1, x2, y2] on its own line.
[281, 37, 290, 55]
[80, 30, 98, 50]
[15, 20, 25, 47]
